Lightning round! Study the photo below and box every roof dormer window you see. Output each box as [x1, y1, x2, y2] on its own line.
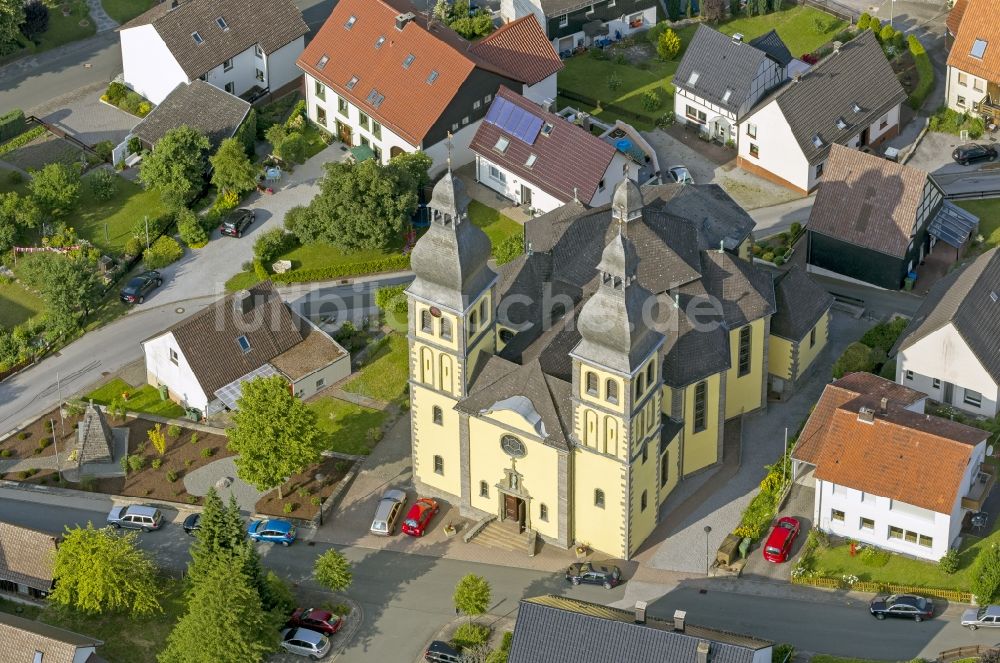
[836, 117, 847, 129]
[316, 55, 329, 69]
[494, 136, 509, 153]
[192, 31, 203, 44]
[375, 35, 385, 48]
[216, 16, 228, 30]
[971, 38, 987, 59]
[366, 89, 385, 108]
[346, 75, 358, 89]
[687, 71, 699, 86]
[812, 134, 823, 148]
[403, 54, 415, 69]
[427, 70, 439, 84]
[345, 15, 356, 29]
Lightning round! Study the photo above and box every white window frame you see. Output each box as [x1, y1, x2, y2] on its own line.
[559, 14, 568, 27]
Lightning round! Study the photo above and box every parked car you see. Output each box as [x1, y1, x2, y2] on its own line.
[952, 143, 998, 165]
[119, 270, 162, 305]
[667, 165, 694, 184]
[247, 518, 296, 546]
[220, 208, 255, 237]
[869, 594, 934, 621]
[424, 640, 462, 663]
[181, 513, 200, 536]
[565, 561, 622, 589]
[962, 605, 1000, 629]
[401, 497, 439, 537]
[106, 505, 163, 531]
[279, 627, 331, 659]
[762, 516, 801, 563]
[287, 608, 343, 636]
[370, 489, 407, 536]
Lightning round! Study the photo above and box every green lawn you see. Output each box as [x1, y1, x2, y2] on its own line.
[300, 121, 330, 160]
[0, 280, 45, 329]
[308, 396, 389, 455]
[41, 576, 185, 663]
[85, 378, 187, 419]
[810, 657, 890, 663]
[100, 0, 155, 24]
[714, 5, 846, 58]
[342, 333, 409, 403]
[811, 522, 1000, 592]
[468, 200, 521, 252]
[1, 0, 96, 64]
[957, 199, 1000, 249]
[76, 174, 168, 254]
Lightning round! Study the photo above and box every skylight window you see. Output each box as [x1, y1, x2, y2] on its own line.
[375, 35, 385, 48]
[427, 70, 439, 84]
[971, 38, 988, 59]
[192, 31, 203, 44]
[836, 117, 847, 129]
[216, 16, 228, 30]
[541, 123, 553, 136]
[345, 15, 356, 29]
[495, 136, 509, 153]
[722, 89, 732, 103]
[403, 54, 415, 69]
[687, 71, 700, 86]
[236, 336, 251, 353]
[812, 134, 823, 148]
[852, 102, 862, 113]
[366, 89, 385, 108]
[525, 154, 537, 168]
[346, 75, 358, 89]
[316, 55, 329, 69]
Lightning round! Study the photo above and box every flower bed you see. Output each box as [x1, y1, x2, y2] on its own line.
[254, 455, 352, 520]
[0, 406, 73, 468]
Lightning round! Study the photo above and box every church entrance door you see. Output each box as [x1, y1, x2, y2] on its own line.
[504, 494, 525, 530]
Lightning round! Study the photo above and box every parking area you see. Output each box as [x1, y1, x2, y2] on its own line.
[741, 479, 816, 581]
[31, 81, 140, 147]
[906, 131, 999, 177]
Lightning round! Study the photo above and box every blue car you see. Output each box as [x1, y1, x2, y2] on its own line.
[247, 519, 296, 546]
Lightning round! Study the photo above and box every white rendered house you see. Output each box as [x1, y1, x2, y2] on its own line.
[944, 0, 999, 116]
[793, 373, 993, 562]
[499, 0, 659, 55]
[118, 0, 308, 104]
[893, 248, 1000, 417]
[297, 0, 562, 175]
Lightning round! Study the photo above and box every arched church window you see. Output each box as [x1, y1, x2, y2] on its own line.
[420, 309, 433, 333]
[586, 371, 598, 396]
[440, 317, 452, 341]
[594, 489, 605, 508]
[606, 379, 618, 404]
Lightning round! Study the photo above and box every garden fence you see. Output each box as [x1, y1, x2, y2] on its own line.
[791, 575, 972, 603]
[795, 0, 858, 23]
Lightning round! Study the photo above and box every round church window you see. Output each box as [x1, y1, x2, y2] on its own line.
[500, 435, 526, 458]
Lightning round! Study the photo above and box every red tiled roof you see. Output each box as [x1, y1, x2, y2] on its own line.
[470, 86, 616, 204]
[793, 373, 987, 514]
[947, 0, 1000, 82]
[469, 16, 563, 86]
[947, 0, 968, 36]
[298, 0, 559, 147]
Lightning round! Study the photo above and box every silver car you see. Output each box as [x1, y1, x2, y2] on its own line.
[370, 489, 407, 536]
[961, 605, 1000, 629]
[667, 165, 694, 185]
[280, 627, 330, 659]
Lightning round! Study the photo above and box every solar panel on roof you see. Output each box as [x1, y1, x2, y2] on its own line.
[483, 97, 543, 145]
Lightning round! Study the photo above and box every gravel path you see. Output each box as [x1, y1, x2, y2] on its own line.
[183, 455, 266, 512]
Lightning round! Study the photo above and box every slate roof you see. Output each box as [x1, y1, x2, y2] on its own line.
[644, 183, 756, 251]
[76, 404, 114, 465]
[673, 25, 787, 116]
[946, 0, 1000, 81]
[0, 522, 57, 591]
[891, 248, 1000, 384]
[0, 612, 103, 663]
[792, 373, 987, 514]
[148, 281, 305, 399]
[754, 31, 907, 164]
[470, 87, 617, 205]
[132, 80, 250, 150]
[770, 266, 833, 341]
[749, 29, 794, 67]
[298, 0, 559, 146]
[508, 596, 771, 663]
[120, 0, 307, 80]
[807, 144, 932, 258]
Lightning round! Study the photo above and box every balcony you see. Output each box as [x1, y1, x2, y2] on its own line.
[962, 463, 997, 512]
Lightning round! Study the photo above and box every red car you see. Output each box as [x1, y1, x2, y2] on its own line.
[286, 608, 343, 636]
[762, 516, 801, 563]
[401, 497, 439, 537]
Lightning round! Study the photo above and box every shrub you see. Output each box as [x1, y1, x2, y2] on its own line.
[908, 36, 935, 111]
[452, 623, 491, 650]
[270, 254, 411, 284]
[167, 424, 181, 438]
[254, 228, 292, 265]
[184, 459, 194, 468]
[589, 46, 609, 61]
[93, 141, 114, 163]
[143, 236, 184, 269]
[166, 470, 178, 482]
[283, 502, 294, 514]
[790, 221, 802, 239]
[970, 543, 1000, 604]
[137, 102, 153, 117]
[939, 548, 960, 574]
[607, 73, 622, 92]
[16, 432, 28, 440]
[45, 420, 54, 431]
[253, 259, 269, 281]
[641, 90, 661, 112]
[177, 208, 208, 247]
[311, 496, 322, 506]
[0, 450, 11, 458]
[190, 433, 199, 444]
[121, 92, 144, 115]
[860, 317, 908, 355]
[38, 437, 52, 449]
[832, 342, 875, 378]
[772, 644, 795, 663]
[0, 125, 46, 157]
[124, 235, 144, 258]
[375, 284, 408, 317]
[17, 470, 29, 480]
[857, 12, 870, 29]
[151, 458, 163, 470]
[279, 132, 307, 164]
[104, 82, 128, 105]
[493, 232, 524, 266]
[878, 359, 897, 380]
[148, 423, 166, 455]
[88, 169, 117, 201]
[859, 545, 890, 567]
[200, 447, 214, 458]
[657, 28, 681, 60]
[127, 454, 145, 472]
[879, 24, 895, 44]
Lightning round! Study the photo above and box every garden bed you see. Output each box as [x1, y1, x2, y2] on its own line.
[254, 454, 352, 520]
[0, 406, 75, 466]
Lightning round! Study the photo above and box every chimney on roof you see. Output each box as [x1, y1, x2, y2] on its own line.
[858, 406, 876, 424]
[527, 241, 533, 256]
[234, 290, 255, 316]
[880, 397, 888, 414]
[541, 98, 554, 113]
[673, 609, 686, 632]
[833, 40, 843, 53]
[580, 113, 591, 131]
[732, 32, 744, 44]
[793, 71, 803, 82]
[634, 600, 647, 624]
[696, 640, 711, 663]
[395, 12, 416, 30]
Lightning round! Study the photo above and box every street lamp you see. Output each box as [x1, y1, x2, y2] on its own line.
[315, 473, 326, 527]
[704, 525, 712, 576]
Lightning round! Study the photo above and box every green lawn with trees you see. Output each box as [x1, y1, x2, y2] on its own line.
[100, 0, 156, 25]
[76, 175, 169, 253]
[0, 0, 96, 65]
[342, 334, 409, 403]
[307, 396, 389, 455]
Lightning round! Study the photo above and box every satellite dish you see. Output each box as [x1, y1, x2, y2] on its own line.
[988, 444, 995, 457]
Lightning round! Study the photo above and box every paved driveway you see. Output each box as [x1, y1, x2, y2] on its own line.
[741, 480, 816, 581]
[32, 81, 139, 147]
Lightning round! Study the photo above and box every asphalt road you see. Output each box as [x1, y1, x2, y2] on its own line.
[2, 494, 998, 662]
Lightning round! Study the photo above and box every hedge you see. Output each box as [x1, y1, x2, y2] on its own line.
[270, 254, 411, 284]
[0, 125, 46, 156]
[907, 35, 935, 111]
[0, 109, 26, 143]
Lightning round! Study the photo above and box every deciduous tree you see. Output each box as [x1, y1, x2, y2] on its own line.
[29, 162, 81, 219]
[227, 375, 323, 499]
[454, 574, 491, 623]
[0, 191, 40, 253]
[210, 137, 258, 197]
[139, 125, 210, 208]
[0, 0, 25, 55]
[972, 543, 1000, 604]
[19, 0, 47, 40]
[18, 253, 101, 335]
[50, 523, 161, 616]
[700, 0, 727, 22]
[314, 549, 352, 593]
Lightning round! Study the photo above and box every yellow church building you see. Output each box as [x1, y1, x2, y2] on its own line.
[406, 172, 825, 559]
